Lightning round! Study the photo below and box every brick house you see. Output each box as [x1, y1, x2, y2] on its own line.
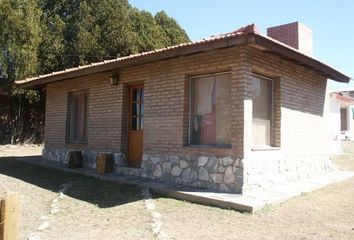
[16, 22, 350, 194]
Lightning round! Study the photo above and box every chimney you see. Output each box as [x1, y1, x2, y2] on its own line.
[267, 22, 313, 57]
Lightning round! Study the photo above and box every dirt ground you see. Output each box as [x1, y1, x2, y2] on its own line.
[0, 145, 354, 240]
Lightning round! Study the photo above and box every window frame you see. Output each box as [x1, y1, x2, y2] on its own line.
[128, 84, 144, 131]
[67, 90, 89, 144]
[251, 73, 275, 148]
[188, 71, 232, 148]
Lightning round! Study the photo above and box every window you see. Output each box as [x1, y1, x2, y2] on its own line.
[68, 91, 89, 143]
[130, 86, 144, 130]
[189, 72, 231, 146]
[252, 74, 273, 146]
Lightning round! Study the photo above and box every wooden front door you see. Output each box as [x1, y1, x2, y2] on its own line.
[128, 85, 144, 167]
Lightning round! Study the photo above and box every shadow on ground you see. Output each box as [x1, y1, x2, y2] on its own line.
[0, 156, 143, 208]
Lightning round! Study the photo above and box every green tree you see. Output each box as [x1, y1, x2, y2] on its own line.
[155, 10, 190, 46]
[38, 13, 66, 74]
[68, 1, 100, 65]
[38, 0, 190, 69]
[39, 0, 136, 66]
[0, 0, 42, 143]
[130, 9, 167, 53]
[95, 0, 136, 58]
[0, 0, 41, 85]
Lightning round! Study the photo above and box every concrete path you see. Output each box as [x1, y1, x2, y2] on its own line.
[11, 155, 354, 213]
[0, 144, 42, 157]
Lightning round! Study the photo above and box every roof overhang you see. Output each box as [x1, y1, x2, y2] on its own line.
[16, 32, 351, 89]
[251, 34, 350, 83]
[330, 92, 354, 106]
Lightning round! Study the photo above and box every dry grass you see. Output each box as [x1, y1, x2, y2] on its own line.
[331, 154, 354, 171]
[0, 158, 154, 240]
[156, 179, 354, 240]
[155, 154, 354, 240]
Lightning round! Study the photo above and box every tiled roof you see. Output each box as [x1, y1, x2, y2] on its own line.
[16, 24, 350, 88]
[330, 92, 354, 104]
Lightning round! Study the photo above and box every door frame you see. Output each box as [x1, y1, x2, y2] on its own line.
[127, 83, 144, 167]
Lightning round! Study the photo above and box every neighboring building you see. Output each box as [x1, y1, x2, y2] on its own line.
[16, 22, 350, 194]
[329, 89, 354, 154]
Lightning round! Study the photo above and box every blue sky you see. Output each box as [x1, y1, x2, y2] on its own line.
[129, 0, 354, 90]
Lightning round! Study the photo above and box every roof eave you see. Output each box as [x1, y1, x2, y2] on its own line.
[252, 34, 351, 83]
[16, 32, 351, 89]
[16, 34, 253, 89]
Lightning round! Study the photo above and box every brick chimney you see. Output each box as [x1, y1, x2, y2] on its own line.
[267, 22, 313, 57]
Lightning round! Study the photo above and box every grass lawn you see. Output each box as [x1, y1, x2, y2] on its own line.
[0, 151, 353, 240]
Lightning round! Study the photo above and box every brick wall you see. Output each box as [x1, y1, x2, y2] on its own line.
[242, 47, 331, 192]
[119, 47, 247, 158]
[45, 72, 125, 152]
[43, 44, 331, 193]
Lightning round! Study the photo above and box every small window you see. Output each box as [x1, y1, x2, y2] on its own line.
[130, 86, 144, 131]
[252, 74, 273, 146]
[189, 72, 231, 146]
[68, 91, 89, 143]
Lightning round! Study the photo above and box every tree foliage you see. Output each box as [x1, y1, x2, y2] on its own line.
[155, 10, 189, 46]
[0, 0, 190, 144]
[0, 0, 41, 87]
[37, 0, 190, 69]
[0, 0, 43, 143]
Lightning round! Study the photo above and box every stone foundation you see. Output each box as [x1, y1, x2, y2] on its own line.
[42, 147, 127, 168]
[242, 151, 334, 193]
[141, 154, 243, 193]
[42, 148, 243, 193]
[42, 147, 334, 195]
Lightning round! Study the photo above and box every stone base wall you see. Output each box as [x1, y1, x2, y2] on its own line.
[242, 151, 334, 193]
[42, 147, 127, 168]
[141, 153, 243, 193]
[42, 148, 244, 193]
[44, 148, 334, 194]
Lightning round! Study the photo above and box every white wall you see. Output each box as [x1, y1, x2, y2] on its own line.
[349, 106, 354, 139]
[329, 96, 342, 154]
[329, 97, 341, 139]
